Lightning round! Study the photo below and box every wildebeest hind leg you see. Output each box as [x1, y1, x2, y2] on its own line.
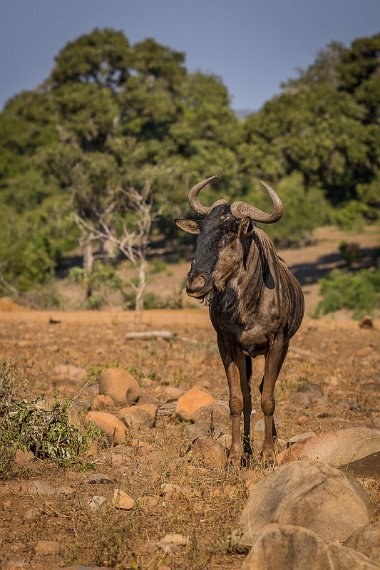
[239, 355, 253, 457]
[260, 338, 289, 454]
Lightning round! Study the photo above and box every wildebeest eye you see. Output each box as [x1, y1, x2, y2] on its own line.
[218, 233, 235, 248]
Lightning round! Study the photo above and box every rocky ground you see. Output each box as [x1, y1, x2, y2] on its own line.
[0, 308, 379, 569]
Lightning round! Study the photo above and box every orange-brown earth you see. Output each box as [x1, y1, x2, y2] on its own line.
[0, 226, 379, 569]
[0, 308, 379, 569]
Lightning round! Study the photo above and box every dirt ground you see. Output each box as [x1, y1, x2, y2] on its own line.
[0, 307, 379, 569]
[0, 225, 379, 569]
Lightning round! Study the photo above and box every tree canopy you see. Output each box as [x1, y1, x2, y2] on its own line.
[0, 28, 379, 293]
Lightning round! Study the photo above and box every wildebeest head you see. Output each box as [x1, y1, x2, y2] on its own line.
[175, 176, 283, 300]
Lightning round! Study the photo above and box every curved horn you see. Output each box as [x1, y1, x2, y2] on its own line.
[230, 180, 283, 224]
[188, 175, 227, 215]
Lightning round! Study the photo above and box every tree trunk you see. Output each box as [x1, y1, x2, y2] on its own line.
[134, 257, 146, 324]
[83, 234, 94, 298]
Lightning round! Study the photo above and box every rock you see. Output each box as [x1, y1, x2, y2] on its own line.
[289, 392, 313, 407]
[175, 388, 215, 421]
[157, 402, 176, 417]
[342, 452, 380, 480]
[119, 407, 154, 429]
[35, 540, 61, 555]
[87, 473, 113, 484]
[287, 432, 316, 446]
[85, 411, 126, 445]
[99, 368, 140, 406]
[277, 428, 380, 467]
[355, 347, 374, 358]
[160, 484, 183, 499]
[91, 395, 115, 411]
[112, 489, 135, 510]
[135, 402, 158, 422]
[14, 450, 34, 465]
[241, 524, 377, 570]
[160, 533, 188, 546]
[190, 402, 230, 440]
[235, 460, 370, 549]
[190, 437, 227, 468]
[138, 495, 160, 510]
[217, 433, 232, 450]
[344, 522, 380, 563]
[88, 496, 107, 511]
[51, 364, 86, 383]
[359, 316, 374, 329]
[20, 480, 56, 496]
[162, 386, 184, 402]
[23, 507, 40, 521]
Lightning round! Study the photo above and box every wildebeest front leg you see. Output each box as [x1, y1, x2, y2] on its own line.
[217, 335, 244, 467]
[260, 336, 289, 454]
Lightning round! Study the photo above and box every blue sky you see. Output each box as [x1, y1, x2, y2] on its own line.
[1, 0, 379, 111]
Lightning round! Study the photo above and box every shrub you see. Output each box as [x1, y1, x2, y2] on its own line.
[0, 360, 99, 478]
[339, 241, 362, 267]
[314, 266, 380, 319]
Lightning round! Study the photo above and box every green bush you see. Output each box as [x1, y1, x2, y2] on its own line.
[314, 266, 380, 319]
[0, 360, 99, 478]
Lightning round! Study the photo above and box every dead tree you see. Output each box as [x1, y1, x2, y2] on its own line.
[75, 184, 155, 322]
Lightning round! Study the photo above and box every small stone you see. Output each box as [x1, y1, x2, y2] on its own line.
[190, 437, 227, 468]
[217, 433, 232, 450]
[88, 496, 107, 511]
[359, 316, 374, 329]
[355, 347, 374, 358]
[91, 394, 115, 411]
[85, 411, 126, 445]
[23, 507, 40, 521]
[119, 407, 154, 429]
[162, 386, 184, 402]
[160, 533, 188, 546]
[35, 541, 61, 555]
[290, 392, 313, 407]
[99, 368, 141, 406]
[112, 489, 135, 510]
[14, 450, 34, 465]
[254, 419, 265, 432]
[175, 388, 215, 422]
[138, 495, 160, 510]
[297, 415, 309, 425]
[160, 484, 182, 499]
[51, 364, 86, 382]
[87, 473, 113, 484]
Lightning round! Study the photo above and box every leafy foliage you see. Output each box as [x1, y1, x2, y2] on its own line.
[0, 29, 379, 294]
[0, 360, 99, 477]
[314, 266, 380, 319]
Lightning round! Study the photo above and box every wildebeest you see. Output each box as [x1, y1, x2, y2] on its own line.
[175, 176, 304, 467]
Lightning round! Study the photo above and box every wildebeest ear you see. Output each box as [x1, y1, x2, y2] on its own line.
[174, 219, 200, 235]
[239, 217, 254, 237]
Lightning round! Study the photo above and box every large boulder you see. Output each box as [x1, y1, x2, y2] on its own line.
[235, 460, 370, 550]
[242, 525, 377, 570]
[85, 411, 126, 445]
[277, 428, 380, 467]
[99, 368, 141, 406]
[175, 388, 215, 421]
[344, 522, 380, 564]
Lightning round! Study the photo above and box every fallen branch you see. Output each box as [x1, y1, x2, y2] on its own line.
[125, 330, 173, 340]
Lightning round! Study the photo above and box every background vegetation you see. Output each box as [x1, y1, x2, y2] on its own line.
[0, 29, 378, 311]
